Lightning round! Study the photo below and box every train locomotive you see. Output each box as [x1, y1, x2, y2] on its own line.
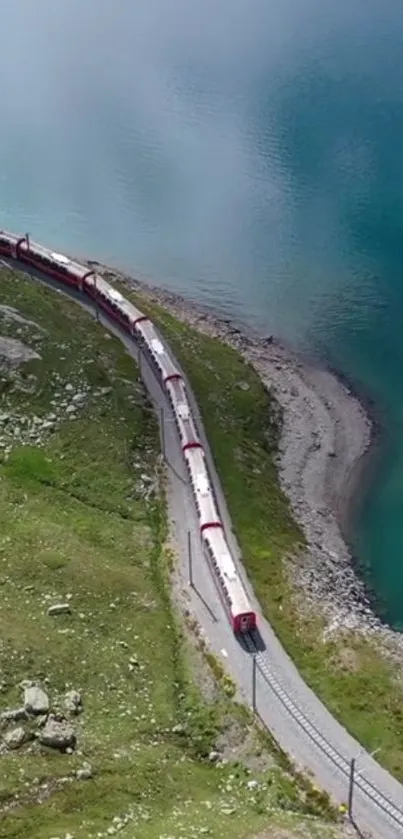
[0, 230, 256, 634]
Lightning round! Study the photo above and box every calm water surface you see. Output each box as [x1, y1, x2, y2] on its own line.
[2, 0, 403, 626]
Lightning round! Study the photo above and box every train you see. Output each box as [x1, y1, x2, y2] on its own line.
[0, 230, 257, 634]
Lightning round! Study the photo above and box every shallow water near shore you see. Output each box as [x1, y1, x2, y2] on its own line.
[2, 1, 403, 628]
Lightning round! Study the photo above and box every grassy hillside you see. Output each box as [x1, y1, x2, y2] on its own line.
[0, 268, 347, 839]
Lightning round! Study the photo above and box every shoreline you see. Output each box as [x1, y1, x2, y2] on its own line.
[87, 258, 403, 656]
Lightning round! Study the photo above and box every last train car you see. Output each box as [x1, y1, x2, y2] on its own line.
[202, 525, 256, 633]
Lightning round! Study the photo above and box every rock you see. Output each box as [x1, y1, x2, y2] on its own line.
[237, 381, 250, 391]
[208, 750, 220, 762]
[4, 726, 29, 750]
[65, 383, 74, 392]
[171, 723, 185, 734]
[247, 779, 259, 790]
[47, 603, 71, 616]
[39, 717, 76, 751]
[65, 405, 77, 415]
[0, 707, 28, 723]
[76, 764, 93, 780]
[24, 685, 49, 715]
[64, 690, 82, 715]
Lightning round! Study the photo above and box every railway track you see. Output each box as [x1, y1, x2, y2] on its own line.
[243, 631, 403, 830]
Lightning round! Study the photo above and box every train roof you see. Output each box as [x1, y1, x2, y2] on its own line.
[176, 401, 190, 420]
[137, 319, 181, 380]
[0, 229, 18, 242]
[85, 274, 146, 323]
[185, 446, 221, 524]
[204, 526, 252, 613]
[17, 237, 92, 277]
[0, 232, 88, 277]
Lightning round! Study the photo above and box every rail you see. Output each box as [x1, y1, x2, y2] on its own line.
[244, 634, 403, 830]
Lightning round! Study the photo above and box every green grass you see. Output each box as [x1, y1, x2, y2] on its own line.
[0, 269, 345, 839]
[108, 273, 403, 785]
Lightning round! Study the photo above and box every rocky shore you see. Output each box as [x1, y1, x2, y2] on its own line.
[87, 260, 403, 656]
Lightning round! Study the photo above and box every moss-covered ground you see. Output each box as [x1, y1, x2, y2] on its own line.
[0, 268, 346, 839]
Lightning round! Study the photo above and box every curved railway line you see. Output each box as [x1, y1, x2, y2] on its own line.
[1, 231, 403, 838]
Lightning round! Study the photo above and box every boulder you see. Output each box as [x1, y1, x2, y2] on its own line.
[64, 690, 82, 715]
[0, 707, 28, 724]
[47, 603, 71, 616]
[76, 764, 93, 780]
[24, 685, 49, 715]
[39, 716, 76, 751]
[4, 726, 29, 750]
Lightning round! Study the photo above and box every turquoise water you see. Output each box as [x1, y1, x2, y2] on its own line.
[2, 1, 403, 626]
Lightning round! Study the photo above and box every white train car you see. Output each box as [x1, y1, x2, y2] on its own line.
[83, 274, 150, 331]
[202, 526, 256, 632]
[135, 319, 182, 385]
[0, 230, 94, 292]
[184, 446, 221, 531]
[166, 378, 201, 451]
[13, 237, 91, 289]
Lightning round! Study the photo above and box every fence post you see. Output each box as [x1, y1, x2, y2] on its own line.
[160, 406, 165, 458]
[252, 654, 257, 713]
[188, 530, 193, 587]
[348, 757, 355, 822]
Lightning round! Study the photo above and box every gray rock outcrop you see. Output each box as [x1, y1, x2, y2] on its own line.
[64, 690, 82, 715]
[39, 716, 76, 751]
[47, 603, 71, 616]
[24, 685, 49, 715]
[4, 726, 30, 750]
[0, 707, 28, 724]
